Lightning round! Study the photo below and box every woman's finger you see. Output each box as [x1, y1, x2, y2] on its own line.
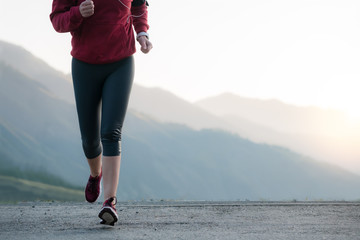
[80, 0, 95, 17]
[146, 40, 153, 51]
[142, 40, 153, 53]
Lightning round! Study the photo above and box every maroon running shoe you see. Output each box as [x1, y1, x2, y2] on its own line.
[85, 171, 102, 203]
[98, 197, 118, 226]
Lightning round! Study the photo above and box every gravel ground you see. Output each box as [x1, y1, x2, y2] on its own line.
[0, 201, 359, 240]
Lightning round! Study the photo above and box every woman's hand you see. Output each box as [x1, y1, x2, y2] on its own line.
[137, 36, 153, 54]
[80, 0, 95, 18]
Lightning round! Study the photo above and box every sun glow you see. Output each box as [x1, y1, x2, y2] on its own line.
[344, 107, 360, 124]
[339, 95, 360, 124]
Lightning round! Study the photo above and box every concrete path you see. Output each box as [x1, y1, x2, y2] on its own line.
[1, 201, 359, 240]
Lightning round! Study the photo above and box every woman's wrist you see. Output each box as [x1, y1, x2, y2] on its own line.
[136, 32, 149, 40]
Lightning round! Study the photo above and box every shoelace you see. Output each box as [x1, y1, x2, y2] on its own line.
[106, 197, 117, 208]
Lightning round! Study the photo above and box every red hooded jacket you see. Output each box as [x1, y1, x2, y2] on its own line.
[50, 0, 149, 64]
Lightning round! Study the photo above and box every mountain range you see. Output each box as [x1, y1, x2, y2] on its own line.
[1, 40, 359, 201]
[195, 93, 360, 174]
[128, 85, 360, 175]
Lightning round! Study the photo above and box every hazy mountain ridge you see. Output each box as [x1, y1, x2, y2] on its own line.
[195, 93, 360, 174]
[122, 112, 360, 200]
[1, 40, 360, 201]
[129, 83, 360, 175]
[128, 84, 228, 130]
[195, 92, 356, 136]
[0, 61, 86, 183]
[0, 40, 74, 103]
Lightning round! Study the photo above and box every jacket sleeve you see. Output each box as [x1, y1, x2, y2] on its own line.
[131, 0, 149, 34]
[50, 0, 83, 33]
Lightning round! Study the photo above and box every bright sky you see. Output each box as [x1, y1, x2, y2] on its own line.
[1, 0, 360, 117]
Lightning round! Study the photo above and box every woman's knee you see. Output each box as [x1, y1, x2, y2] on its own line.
[101, 128, 122, 156]
[82, 139, 102, 159]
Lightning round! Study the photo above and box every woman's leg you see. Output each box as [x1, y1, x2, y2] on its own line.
[72, 58, 104, 176]
[102, 156, 121, 199]
[100, 56, 135, 199]
[87, 154, 102, 177]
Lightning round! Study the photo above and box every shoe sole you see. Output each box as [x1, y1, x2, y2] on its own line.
[98, 206, 118, 226]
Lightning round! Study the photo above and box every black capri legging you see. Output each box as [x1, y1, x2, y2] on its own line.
[71, 56, 134, 159]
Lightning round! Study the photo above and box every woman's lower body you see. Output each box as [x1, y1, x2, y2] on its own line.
[72, 56, 134, 225]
